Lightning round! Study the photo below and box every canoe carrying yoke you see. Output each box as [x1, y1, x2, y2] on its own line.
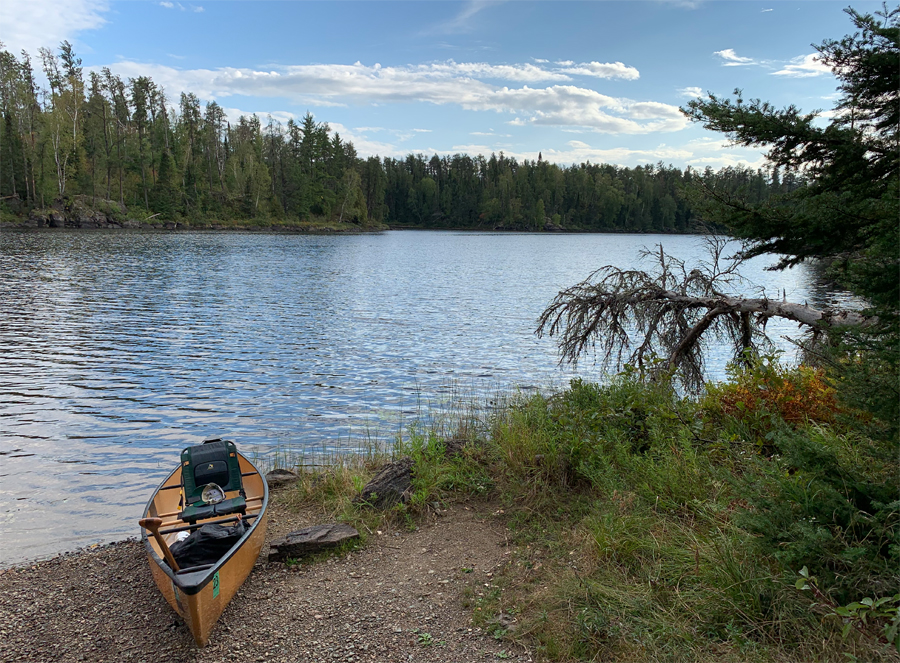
[179, 438, 247, 524]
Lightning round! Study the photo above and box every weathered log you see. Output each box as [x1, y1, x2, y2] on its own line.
[353, 457, 413, 509]
[265, 468, 299, 488]
[268, 524, 359, 562]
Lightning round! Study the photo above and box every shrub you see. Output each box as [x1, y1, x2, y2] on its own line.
[736, 421, 899, 604]
[704, 358, 838, 431]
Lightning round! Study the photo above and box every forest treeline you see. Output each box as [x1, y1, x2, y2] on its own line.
[1, 42, 799, 231]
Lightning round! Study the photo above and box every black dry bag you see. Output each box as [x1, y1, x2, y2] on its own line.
[169, 520, 246, 569]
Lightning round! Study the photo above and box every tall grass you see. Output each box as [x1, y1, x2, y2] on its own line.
[272, 363, 899, 662]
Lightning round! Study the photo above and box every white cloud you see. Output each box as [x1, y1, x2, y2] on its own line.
[533, 58, 549, 64]
[328, 122, 414, 158]
[773, 53, 830, 78]
[451, 143, 493, 153]
[678, 86, 703, 98]
[714, 49, 756, 66]
[160, 2, 204, 12]
[761, 8, 773, 12]
[0, 0, 109, 55]
[686, 154, 767, 170]
[387, 134, 772, 171]
[373, 136, 770, 170]
[220, 107, 296, 126]
[494, 86, 688, 134]
[213, 114, 767, 168]
[681, 137, 768, 170]
[555, 60, 575, 66]
[559, 61, 640, 80]
[100, 59, 683, 135]
[712, 49, 831, 78]
[507, 140, 696, 168]
[418, 59, 639, 83]
[423, 60, 572, 82]
[215, 111, 410, 158]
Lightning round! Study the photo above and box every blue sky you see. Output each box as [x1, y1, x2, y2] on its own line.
[1, 0, 883, 169]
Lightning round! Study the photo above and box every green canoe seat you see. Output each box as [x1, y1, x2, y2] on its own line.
[178, 438, 247, 524]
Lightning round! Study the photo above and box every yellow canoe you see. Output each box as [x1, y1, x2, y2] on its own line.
[140, 449, 268, 647]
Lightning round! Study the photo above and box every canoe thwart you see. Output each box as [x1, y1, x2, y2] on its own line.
[158, 512, 258, 536]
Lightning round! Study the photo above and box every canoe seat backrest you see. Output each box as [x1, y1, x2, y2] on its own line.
[178, 439, 246, 523]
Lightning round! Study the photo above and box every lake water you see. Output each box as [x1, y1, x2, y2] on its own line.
[0, 230, 853, 565]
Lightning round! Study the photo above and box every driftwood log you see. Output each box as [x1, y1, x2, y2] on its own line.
[265, 468, 299, 488]
[268, 524, 359, 562]
[353, 457, 414, 509]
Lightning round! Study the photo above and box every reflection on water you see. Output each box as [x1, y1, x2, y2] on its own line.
[0, 230, 857, 564]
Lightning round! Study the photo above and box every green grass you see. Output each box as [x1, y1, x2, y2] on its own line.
[268, 363, 900, 662]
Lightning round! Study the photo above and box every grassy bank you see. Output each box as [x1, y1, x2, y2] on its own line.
[274, 360, 899, 662]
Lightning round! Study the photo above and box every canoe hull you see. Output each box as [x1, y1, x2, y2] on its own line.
[142, 451, 268, 647]
[145, 510, 268, 646]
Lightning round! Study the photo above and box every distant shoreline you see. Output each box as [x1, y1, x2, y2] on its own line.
[2, 216, 696, 235]
[1, 195, 701, 235]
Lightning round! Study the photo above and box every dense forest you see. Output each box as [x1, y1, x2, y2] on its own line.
[0, 42, 798, 231]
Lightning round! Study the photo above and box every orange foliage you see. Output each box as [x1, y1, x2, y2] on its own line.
[714, 366, 838, 425]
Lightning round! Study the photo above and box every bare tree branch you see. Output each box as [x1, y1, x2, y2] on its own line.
[536, 237, 874, 391]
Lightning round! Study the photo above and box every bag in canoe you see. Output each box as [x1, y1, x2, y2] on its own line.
[170, 520, 247, 569]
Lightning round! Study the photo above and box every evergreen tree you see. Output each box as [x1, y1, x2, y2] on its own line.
[683, 5, 899, 432]
[683, 6, 898, 312]
[150, 149, 177, 218]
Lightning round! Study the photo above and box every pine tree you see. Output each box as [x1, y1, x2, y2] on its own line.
[683, 5, 899, 432]
[682, 6, 898, 314]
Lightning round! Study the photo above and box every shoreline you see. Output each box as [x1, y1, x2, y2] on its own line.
[0, 536, 141, 573]
[1, 196, 701, 235]
[0, 494, 526, 663]
[1, 219, 389, 234]
[1, 368, 894, 662]
[2, 218, 697, 235]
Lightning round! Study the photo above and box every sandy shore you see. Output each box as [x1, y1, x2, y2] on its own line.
[0, 499, 530, 663]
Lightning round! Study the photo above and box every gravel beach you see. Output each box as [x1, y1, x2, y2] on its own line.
[0, 500, 530, 663]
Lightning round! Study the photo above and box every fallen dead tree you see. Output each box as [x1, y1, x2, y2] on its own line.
[537, 237, 874, 391]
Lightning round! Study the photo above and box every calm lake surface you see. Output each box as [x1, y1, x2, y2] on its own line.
[0, 230, 852, 564]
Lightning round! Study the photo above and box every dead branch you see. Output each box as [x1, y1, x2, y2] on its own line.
[536, 237, 874, 391]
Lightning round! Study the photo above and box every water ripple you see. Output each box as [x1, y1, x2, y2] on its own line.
[0, 230, 859, 564]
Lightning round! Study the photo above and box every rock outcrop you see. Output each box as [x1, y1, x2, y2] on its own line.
[20, 197, 141, 229]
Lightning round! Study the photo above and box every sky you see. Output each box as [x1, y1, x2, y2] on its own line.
[0, 0, 884, 170]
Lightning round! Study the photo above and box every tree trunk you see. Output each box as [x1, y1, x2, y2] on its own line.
[138, 126, 148, 208]
[353, 457, 414, 509]
[116, 121, 123, 204]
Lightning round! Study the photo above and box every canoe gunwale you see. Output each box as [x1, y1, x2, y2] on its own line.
[140, 451, 269, 597]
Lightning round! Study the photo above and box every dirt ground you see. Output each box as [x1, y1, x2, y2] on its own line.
[0, 497, 532, 663]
